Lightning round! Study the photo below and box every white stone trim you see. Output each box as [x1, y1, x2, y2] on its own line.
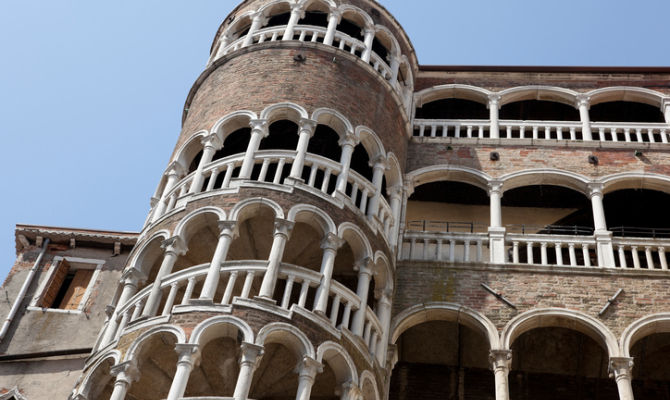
[316, 341, 359, 385]
[188, 314, 255, 345]
[123, 324, 187, 362]
[255, 321, 315, 359]
[620, 312, 670, 357]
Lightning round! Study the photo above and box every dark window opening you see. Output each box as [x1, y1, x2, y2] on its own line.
[410, 181, 489, 205]
[590, 101, 665, 123]
[38, 260, 94, 310]
[259, 120, 299, 150]
[307, 125, 341, 162]
[605, 189, 670, 237]
[188, 150, 203, 174]
[213, 128, 251, 162]
[299, 11, 329, 28]
[371, 37, 388, 62]
[265, 12, 291, 28]
[415, 98, 489, 120]
[349, 144, 373, 181]
[337, 18, 364, 41]
[499, 100, 579, 121]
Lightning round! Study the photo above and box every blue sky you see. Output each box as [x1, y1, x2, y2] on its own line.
[1, 0, 669, 279]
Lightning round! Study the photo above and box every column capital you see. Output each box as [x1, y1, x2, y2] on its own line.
[339, 131, 360, 148]
[161, 236, 188, 256]
[487, 94, 502, 109]
[403, 180, 415, 197]
[273, 218, 295, 238]
[239, 342, 264, 366]
[387, 185, 403, 200]
[166, 161, 186, 177]
[327, 9, 342, 22]
[369, 155, 388, 170]
[576, 94, 592, 109]
[662, 97, 670, 110]
[175, 343, 201, 367]
[609, 357, 634, 381]
[121, 268, 146, 286]
[338, 381, 363, 400]
[110, 361, 140, 385]
[362, 27, 376, 37]
[201, 133, 223, 150]
[249, 119, 269, 136]
[295, 356, 323, 380]
[298, 118, 318, 136]
[251, 11, 269, 24]
[587, 183, 605, 198]
[375, 288, 393, 305]
[489, 349, 513, 373]
[218, 220, 239, 238]
[353, 257, 374, 275]
[488, 180, 504, 196]
[321, 232, 345, 252]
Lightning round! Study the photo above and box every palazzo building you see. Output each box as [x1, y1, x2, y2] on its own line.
[2, 0, 670, 399]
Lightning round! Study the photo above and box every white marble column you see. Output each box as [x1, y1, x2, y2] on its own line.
[283, 8, 304, 40]
[288, 118, 318, 181]
[589, 183, 615, 267]
[152, 162, 185, 221]
[489, 350, 512, 400]
[100, 269, 145, 347]
[233, 342, 264, 400]
[663, 99, 670, 124]
[295, 357, 323, 400]
[488, 181, 507, 264]
[239, 119, 269, 179]
[142, 237, 187, 317]
[213, 32, 233, 61]
[189, 134, 223, 194]
[323, 10, 342, 46]
[166, 344, 200, 400]
[334, 133, 359, 195]
[199, 221, 238, 301]
[109, 361, 139, 400]
[242, 13, 267, 47]
[389, 54, 400, 85]
[375, 291, 393, 365]
[610, 357, 635, 400]
[258, 219, 295, 299]
[351, 258, 373, 336]
[366, 157, 388, 220]
[388, 185, 403, 248]
[361, 28, 376, 63]
[577, 94, 593, 141]
[313, 233, 345, 313]
[488, 94, 501, 139]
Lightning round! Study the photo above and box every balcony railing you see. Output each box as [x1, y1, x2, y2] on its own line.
[109, 261, 384, 359]
[412, 118, 670, 145]
[400, 231, 490, 263]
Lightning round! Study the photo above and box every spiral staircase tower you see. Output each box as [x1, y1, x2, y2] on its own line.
[73, 1, 416, 399]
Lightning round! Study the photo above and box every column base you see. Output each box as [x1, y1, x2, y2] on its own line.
[284, 176, 304, 186]
[488, 227, 507, 264]
[188, 298, 215, 306]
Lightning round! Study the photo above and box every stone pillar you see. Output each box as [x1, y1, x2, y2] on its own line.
[490, 350, 512, 400]
[166, 344, 200, 400]
[100, 269, 145, 346]
[313, 233, 345, 313]
[214, 32, 233, 60]
[488, 181, 507, 264]
[242, 13, 267, 47]
[323, 10, 341, 46]
[233, 342, 264, 400]
[239, 119, 269, 179]
[152, 162, 185, 221]
[334, 133, 359, 195]
[366, 157, 388, 220]
[283, 8, 304, 40]
[610, 357, 635, 400]
[388, 185, 403, 248]
[589, 184, 615, 267]
[189, 134, 223, 194]
[109, 361, 139, 400]
[361, 28, 376, 63]
[389, 54, 400, 85]
[199, 221, 238, 301]
[351, 258, 373, 336]
[258, 219, 295, 299]
[663, 99, 670, 124]
[577, 94, 593, 141]
[295, 357, 323, 400]
[375, 291, 393, 365]
[288, 119, 318, 181]
[488, 94, 501, 139]
[142, 237, 187, 317]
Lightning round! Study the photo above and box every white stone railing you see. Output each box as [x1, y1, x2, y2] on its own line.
[412, 118, 670, 144]
[156, 151, 394, 242]
[612, 237, 670, 270]
[400, 231, 490, 263]
[506, 233, 597, 267]
[215, 25, 399, 96]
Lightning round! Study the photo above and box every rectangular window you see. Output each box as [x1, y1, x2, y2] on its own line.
[34, 257, 103, 312]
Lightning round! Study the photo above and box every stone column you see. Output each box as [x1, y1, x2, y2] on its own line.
[361, 28, 376, 63]
[339, 382, 362, 400]
[233, 342, 264, 400]
[351, 258, 373, 337]
[577, 94, 593, 141]
[166, 344, 200, 400]
[388, 185, 403, 248]
[488, 94, 501, 139]
[214, 32, 233, 60]
[488, 181, 507, 264]
[295, 357, 323, 400]
[663, 99, 670, 124]
[152, 162, 185, 221]
[288, 118, 318, 181]
[199, 221, 238, 301]
[109, 361, 139, 400]
[313, 233, 345, 313]
[334, 133, 359, 195]
[242, 13, 267, 47]
[375, 291, 393, 365]
[142, 237, 187, 317]
[367, 157, 388, 220]
[100, 269, 145, 346]
[283, 8, 304, 40]
[189, 134, 223, 194]
[490, 350, 512, 400]
[323, 10, 342, 46]
[589, 184, 615, 267]
[239, 119, 269, 179]
[389, 54, 400, 85]
[258, 219, 295, 299]
[610, 357, 635, 400]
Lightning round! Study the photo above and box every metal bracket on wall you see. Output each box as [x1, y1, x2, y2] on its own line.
[598, 288, 623, 317]
[481, 283, 517, 310]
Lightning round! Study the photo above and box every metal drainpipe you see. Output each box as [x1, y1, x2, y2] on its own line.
[0, 238, 50, 343]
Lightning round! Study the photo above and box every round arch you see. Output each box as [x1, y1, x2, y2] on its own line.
[599, 172, 670, 196]
[172, 130, 210, 172]
[260, 102, 309, 125]
[287, 204, 337, 236]
[499, 168, 590, 195]
[414, 84, 492, 108]
[355, 126, 386, 160]
[620, 313, 670, 357]
[77, 350, 121, 398]
[316, 341, 358, 386]
[407, 165, 492, 193]
[498, 85, 579, 108]
[359, 370, 381, 400]
[229, 197, 285, 222]
[189, 315, 254, 346]
[297, 0, 337, 12]
[385, 152, 402, 189]
[373, 24, 401, 57]
[124, 325, 187, 362]
[221, 11, 256, 41]
[337, 5, 374, 31]
[173, 206, 227, 243]
[211, 110, 257, 142]
[310, 107, 354, 139]
[257, 0, 294, 18]
[587, 86, 667, 108]
[126, 230, 170, 272]
[337, 222, 373, 261]
[373, 250, 394, 292]
[501, 308, 620, 357]
[255, 322, 315, 359]
[391, 302, 501, 350]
